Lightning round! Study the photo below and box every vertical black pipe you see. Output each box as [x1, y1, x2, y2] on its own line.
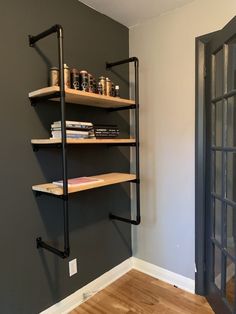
[57, 27, 70, 256]
[106, 57, 141, 225]
[30, 25, 70, 258]
[135, 60, 141, 224]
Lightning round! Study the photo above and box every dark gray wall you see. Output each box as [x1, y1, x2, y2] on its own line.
[0, 1, 131, 313]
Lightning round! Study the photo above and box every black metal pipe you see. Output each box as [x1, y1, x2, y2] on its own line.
[30, 25, 70, 258]
[107, 104, 136, 112]
[29, 24, 62, 47]
[109, 214, 140, 225]
[106, 57, 139, 69]
[29, 91, 61, 106]
[36, 237, 68, 258]
[107, 57, 141, 225]
[57, 27, 70, 257]
[134, 58, 141, 225]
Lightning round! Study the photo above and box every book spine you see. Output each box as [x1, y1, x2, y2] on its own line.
[51, 126, 93, 131]
[51, 134, 89, 139]
[53, 121, 93, 127]
[52, 130, 89, 135]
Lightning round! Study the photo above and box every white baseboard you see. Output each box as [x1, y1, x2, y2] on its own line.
[40, 258, 133, 314]
[40, 257, 195, 314]
[132, 257, 195, 294]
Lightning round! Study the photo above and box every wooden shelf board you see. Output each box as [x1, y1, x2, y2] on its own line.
[31, 138, 136, 145]
[32, 172, 136, 196]
[29, 86, 135, 108]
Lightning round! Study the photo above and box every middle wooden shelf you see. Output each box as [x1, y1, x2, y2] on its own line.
[32, 172, 137, 196]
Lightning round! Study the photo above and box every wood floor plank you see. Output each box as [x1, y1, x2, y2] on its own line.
[111, 271, 211, 314]
[226, 275, 235, 307]
[70, 270, 214, 314]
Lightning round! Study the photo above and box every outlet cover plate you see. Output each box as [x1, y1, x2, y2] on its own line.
[69, 259, 77, 277]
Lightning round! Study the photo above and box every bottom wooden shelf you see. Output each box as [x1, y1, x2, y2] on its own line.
[32, 172, 136, 196]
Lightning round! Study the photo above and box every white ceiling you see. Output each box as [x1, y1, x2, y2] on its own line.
[80, 0, 195, 28]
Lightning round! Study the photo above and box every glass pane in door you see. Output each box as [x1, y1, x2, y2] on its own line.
[214, 49, 224, 98]
[226, 256, 235, 310]
[215, 101, 223, 147]
[215, 152, 222, 195]
[214, 199, 222, 243]
[214, 245, 222, 290]
[227, 37, 236, 92]
[226, 205, 236, 257]
[227, 97, 236, 147]
[227, 153, 236, 202]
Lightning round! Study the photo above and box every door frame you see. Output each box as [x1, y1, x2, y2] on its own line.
[196, 17, 236, 296]
[195, 30, 219, 296]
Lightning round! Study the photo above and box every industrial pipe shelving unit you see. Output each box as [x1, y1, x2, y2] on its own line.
[28, 24, 140, 259]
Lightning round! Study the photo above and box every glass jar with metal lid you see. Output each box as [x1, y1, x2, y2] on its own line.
[105, 77, 112, 96]
[64, 64, 71, 89]
[79, 70, 89, 92]
[49, 67, 59, 86]
[98, 76, 106, 95]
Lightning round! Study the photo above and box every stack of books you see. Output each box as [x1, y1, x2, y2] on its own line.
[51, 121, 95, 139]
[94, 124, 119, 138]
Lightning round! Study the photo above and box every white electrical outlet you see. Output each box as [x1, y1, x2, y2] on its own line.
[69, 259, 77, 277]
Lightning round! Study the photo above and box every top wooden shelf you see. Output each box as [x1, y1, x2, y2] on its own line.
[29, 86, 135, 109]
[31, 138, 136, 145]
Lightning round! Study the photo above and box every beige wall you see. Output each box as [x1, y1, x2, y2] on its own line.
[130, 0, 236, 279]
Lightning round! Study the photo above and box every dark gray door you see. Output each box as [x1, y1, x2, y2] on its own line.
[205, 18, 236, 314]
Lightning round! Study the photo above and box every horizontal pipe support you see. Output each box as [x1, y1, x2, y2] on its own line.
[33, 190, 68, 200]
[29, 91, 61, 106]
[106, 57, 139, 69]
[109, 213, 141, 225]
[36, 237, 69, 258]
[29, 24, 63, 47]
[107, 104, 136, 112]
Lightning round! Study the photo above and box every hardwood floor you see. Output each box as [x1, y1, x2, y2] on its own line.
[70, 270, 214, 314]
[226, 275, 235, 307]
